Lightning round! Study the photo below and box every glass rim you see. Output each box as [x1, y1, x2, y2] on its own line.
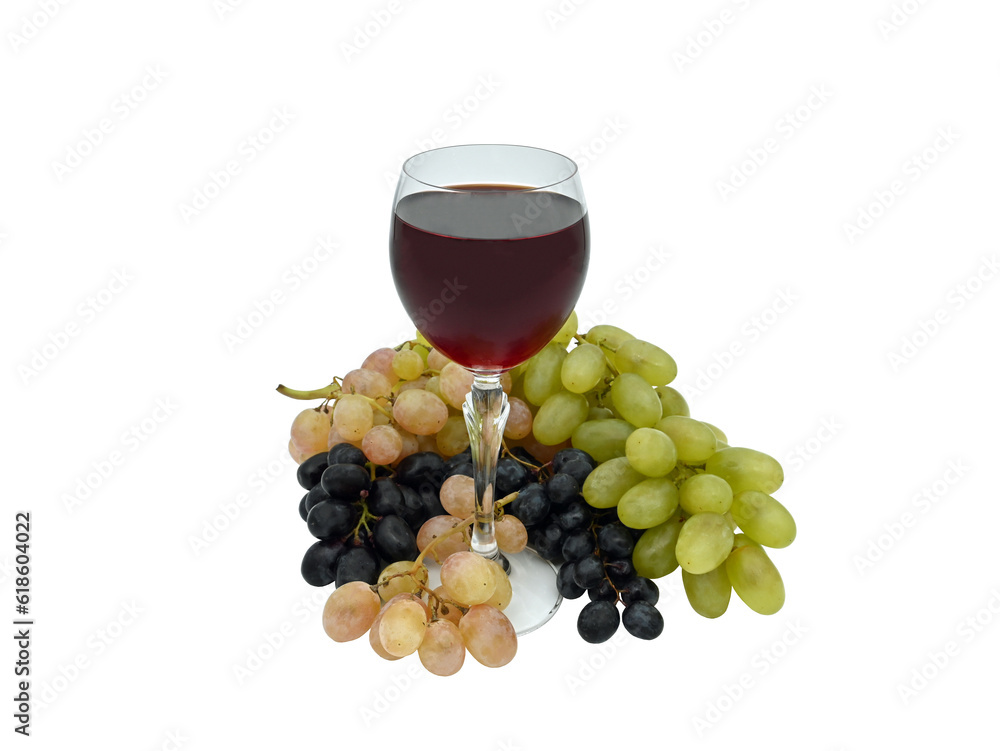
[400, 143, 580, 193]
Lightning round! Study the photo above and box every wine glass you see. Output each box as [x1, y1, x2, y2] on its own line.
[389, 144, 589, 634]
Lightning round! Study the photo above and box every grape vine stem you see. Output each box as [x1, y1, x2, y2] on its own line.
[276, 382, 342, 400]
[412, 491, 518, 569]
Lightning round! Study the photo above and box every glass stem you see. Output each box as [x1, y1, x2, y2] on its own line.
[463, 373, 509, 560]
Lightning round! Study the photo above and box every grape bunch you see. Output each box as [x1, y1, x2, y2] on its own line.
[294, 442, 524, 676]
[513, 317, 795, 627]
[504, 448, 667, 643]
[281, 310, 797, 665]
[296, 439, 539, 589]
[284, 335, 519, 467]
[323, 548, 518, 676]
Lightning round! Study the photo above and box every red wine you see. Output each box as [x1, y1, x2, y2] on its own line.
[391, 185, 589, 371]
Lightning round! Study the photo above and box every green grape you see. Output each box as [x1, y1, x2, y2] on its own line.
[705, 447, 784, 494]
[412, 344, 430, 365]
[632, 512, 683, 579]
[581, 456, 644, 509]
[583, 324, 635, 358]
[722, 511, 736, 532]
[726, 538, 784, 615]
[610, 373, 662, 428]
[571, 419, 634, 463]
[617, 478, 679, 529]
[614, 339, 677, 387]
[679, 473, 733, 515]
[730, 490, 796, 548]
[523, 343, 567, 406]
[701, 421, 727, 445]
[674, 512, 734, 574]
[655, 386, 690, 417]
[561, 343, 607, 393]
[682, 565, 732, 619]
[654, 415, 717, 464]
[392, 349, 425, 381]
[587, 407, 615, 421]
[624, 427, 677, 478]
[551, 310, 579, 346]
[532, 391, 589, 445]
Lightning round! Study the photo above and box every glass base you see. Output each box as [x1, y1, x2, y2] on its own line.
[424, 547, 562, 636]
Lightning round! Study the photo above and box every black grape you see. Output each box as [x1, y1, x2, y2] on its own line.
[320, 463, 371, 500]
[577, 600, 620, 643]
[296, 452, 329, 490]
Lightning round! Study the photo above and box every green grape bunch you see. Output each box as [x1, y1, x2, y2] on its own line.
[514, 316, 796, 623]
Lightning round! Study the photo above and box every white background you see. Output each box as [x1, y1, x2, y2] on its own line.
[2, 0, 999, 747]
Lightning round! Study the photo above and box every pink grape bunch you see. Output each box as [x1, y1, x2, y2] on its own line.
[322, 549, 517, 676]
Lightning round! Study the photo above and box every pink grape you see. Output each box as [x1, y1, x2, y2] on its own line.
[342, 368, 392, 400]
[333, 394, 373, 441]
[327, 424, 362, 450]
[395, 376, 429, 393]
[362, 348, 400, 385]
[427, 348, 451, 371]
[416, 516, 470, 561]
[362, 425, 403, 465]
[392, 389, 449, 435]
[495, 515, 528, 554]
[289, 439, 310, 464]
[485, 560, 512, 611]
[395, 428, 420, 463]
[439, 362, 475, 409]
[378, 598, 427, 657]
[436, 415, 471, 457]
[439, 475, 475, 518]
[322, 581, 380, 642]
[459, 605, 517, 667]
[416, 433, 438, 453]
[368, 608, 401, 661]
[504, 397, 533, 440]
[290, 407, 331, 457]
[432, 586, 464, 626]
[500, 371, 512, 393]
[441, 551, 497, 606]
[418, 620, 465, 676]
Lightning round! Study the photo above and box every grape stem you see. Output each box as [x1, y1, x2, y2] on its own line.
[589, 514, 625, 605]
[419, 583, 467, 621]
[351, 499, 378, 541]
[412, 492, 518, 569]
[276, 380, 342, 400]
[371, 492, 518, 618]
[363, 396, 395, 420]
[585, 336, 622, 376]
[501, 442, 543, 472]
[276, 380, 396, 420]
